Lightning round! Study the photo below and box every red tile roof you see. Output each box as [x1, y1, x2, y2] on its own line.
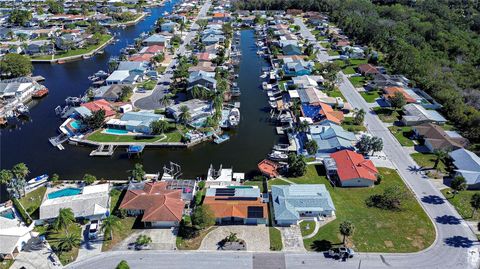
[145, 45, 164, 54]
[120, 182, 184, 222]
[319, 103, 344, 124]
[129, 53, 154, 62]
[81, 99, 116, 117]
[203, 197, 267, 219]
[330, 150, 378, 182]
[357, 64, 379, 75]
[383, 86, 416, 103]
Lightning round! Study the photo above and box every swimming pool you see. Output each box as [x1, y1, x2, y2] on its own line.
[70, 120, 81, 129]
[48, 188, 82, 199]
[0, 209, 15, 219]
[105, 128, 129, 135]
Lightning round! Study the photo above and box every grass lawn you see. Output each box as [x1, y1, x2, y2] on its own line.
[348, 76, 366, 88]
[42, 223, 82, 265]
[388, 126, 415, 147]
[300, 220, 316, 237]
[0, 260, 13, 269]
[342, 117, 367, 133]
[304, 168, 435, 253]
[102, 189, 137, 251]
[360, 91, 380, 103]
[372, 107, 400, 123]
[326, 89, 346, 100]
[410, 153, 447, 173]
[441, 188, 480, 220]
[243, 180, 265, 193]
[267, 178, 290, 190]
[53, 34, 112, 59]
[327, 49, 339, 56]
[19, 186, 46, 219]
[269, 227, 283, 251]
[87, 129, 182, 143]
[176, 226, 216, 250]
[343, 66, 356, 75]
[286, 165, 328, 184]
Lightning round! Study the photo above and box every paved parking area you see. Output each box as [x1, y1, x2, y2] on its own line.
[10, 247, 62, 269]
[277, 225, 305, 252]
[76, 225, 103, 261]
[114, 228, 177, 251]
[199, 225, 269, 251]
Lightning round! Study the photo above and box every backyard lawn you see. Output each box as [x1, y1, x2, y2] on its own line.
[243, 180, 265, 193]
[441, 188, 480, 220]
[267, 178, 290, 190]
[87, 130, 183, 143]
[286, 165, 328, 185]
[19, 186, 46, 219]
[372, 107, 400, 123]
[326, 88, 346, 100]
[269, 227, 283, 251]
[342, 117, 367, 133]
[303, 168, 435, 253]
[360, 90, 380, 103]
[388, 126, 415, 147]
[31, 35, 113, 60]
[410, 153, 447, 173]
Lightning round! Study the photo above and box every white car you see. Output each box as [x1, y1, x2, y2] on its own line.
[88, 220, 99, 239]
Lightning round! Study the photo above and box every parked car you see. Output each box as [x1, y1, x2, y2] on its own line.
[135, 244, 151, 251]
[136, 89, 146, 93]
[328, 247, 354, 259]
[88, 220, 99, 239]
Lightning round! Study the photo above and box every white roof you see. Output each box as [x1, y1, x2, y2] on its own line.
[106, 70, 130, 81]
[0, 215, 33, 254]
[288, 90, 299, 98]
[82, 183, 109, 195]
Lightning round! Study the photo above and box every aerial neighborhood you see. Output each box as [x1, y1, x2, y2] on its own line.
[1, 0, 480, 269]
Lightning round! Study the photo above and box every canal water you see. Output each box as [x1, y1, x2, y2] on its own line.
[0, 6, 278, 185]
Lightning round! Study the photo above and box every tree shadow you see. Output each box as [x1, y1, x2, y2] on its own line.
[310, 239, 334, 252]
[435, 215, 461, 225]
[421, 195, 445, 205]
[444, 236, 475, 248]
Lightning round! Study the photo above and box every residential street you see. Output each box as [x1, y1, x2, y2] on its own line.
[133, 0, 212, 109]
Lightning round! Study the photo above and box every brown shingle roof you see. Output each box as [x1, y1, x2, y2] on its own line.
[414, 123, 469, 151]
[120, 182, 184, 222]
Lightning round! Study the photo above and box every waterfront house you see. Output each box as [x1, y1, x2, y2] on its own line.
[401, 104, 447, 126]
[55, 32, 87, 51]
[187, 71, 217, 91]
[160, 21, 178, 33]
[0, 205, 34, 260]
[292, 87, 337, 106]
[203, 186, 268, 225]
[271, 184, 335, 226]
[106, 70, 140, 85]
[309, 122, 356, 157]
[0, 77, 40, 102]
[449, 148, 480, 189]
[140, 45, 165, 54]
[201, 34, 225, 46]
[413, 123, 469, 153]
[301, 103, 344, 125]
[117, 61, 148, 76]
[81, 99, 116, 117]
[282, 58, 313, 77]
[282, 44, 302, 56]
[39, 184, 110, 223]
[206, 164, 245, 187]
[120, 181, 184, 228]
[142, 34, 169, 47]
[93, 84, 136, 102]
[291, 75, 322, 89]
[166, 99, 213, 123]
[105, 110, 164, 134]
[325, 150, 378, 187]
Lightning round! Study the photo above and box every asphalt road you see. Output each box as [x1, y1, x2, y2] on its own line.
[66, 15, 480, 269]
[134, 0, 212, 109]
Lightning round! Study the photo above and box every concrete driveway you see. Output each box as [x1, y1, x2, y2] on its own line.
[199, 225, 269, 251]
[277, 225, 305, 252]
[76, 225, 103, 261]
[114, 228, 177, 251]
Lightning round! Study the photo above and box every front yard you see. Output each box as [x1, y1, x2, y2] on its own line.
[388, 126, 415, 147]
[302, 167, 435, 253]
[348, 76, 366, 88]
[410, 152, 447, 173]
[342, 117, 367, 133]
[441, 189, 480, 220]
[372, 107, 400, 123]
[176, 225, 216, 250]
[360, 90, 380, 103]
[269, 227, 283, 251]
[35, 223, 82, 265]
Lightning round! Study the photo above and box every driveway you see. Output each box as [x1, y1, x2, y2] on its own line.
[76, 225, 103, 261]
[277, 226, 305, 252]
[199, 225, 269, 251]
[114, 228, 177, 251]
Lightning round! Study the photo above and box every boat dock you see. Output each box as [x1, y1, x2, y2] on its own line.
[31, 76, 46, 82]
[90, 144, 117, 156]
[127, 145, 145, 157]
[48, 134, 69, 150]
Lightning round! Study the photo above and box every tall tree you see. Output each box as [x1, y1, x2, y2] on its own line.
[101, 215, 121, 240]
[56, 232, 81, 252]
[116, 260, 130, 269]
[450, 176, 467, 198]
[178, 105, 191, 124]
[353, 109, 365, 125]
[83, 174, 96, 185]
[0, 53, 33, 78]
[131, 163, 145, 181]
[339, 221, 355, 245]
[192, 205, 215, 229]
[54, 208, 75, 233]
[433, 150, 448, 170]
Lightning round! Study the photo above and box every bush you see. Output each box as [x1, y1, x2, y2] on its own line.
[365, 186, 407, 210]
[198, 181, 205, 189]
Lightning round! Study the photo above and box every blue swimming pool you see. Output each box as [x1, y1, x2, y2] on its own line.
[48, 188, 82, 199]
[0, 209, 15, 219]
[70, 120, 81, 129]
[105, 128, 129, 135]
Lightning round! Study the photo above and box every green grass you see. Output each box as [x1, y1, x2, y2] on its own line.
[286, 165, 328, 184]
[441, 189, 480, 220]
[19, 186, 46, 219]
[388, 126, 415, 147]
[300, 221, 316, 237]
[327, 49, 339, 56]
[326, 89, 346, 100]
[343, 66, 356, 75]
[304, 168, 435, 252]
[42, 223, 82, 265]
[372, 107, 400, 123]
[269, 227, 283, 251]
[267, 178, 290, 190]
[141, 80, 156, 91]
[410, 153, 447, 173]
[348, 76, 366, 87]
[50, 34, 112, 59]
[0, 260, 13, 269]
[342, 117, 367, 133]
[360, 91, 380, 103]
[156, 66, 167, 74]
[243, 180, 265, 193]
[87, 129, 182, 143]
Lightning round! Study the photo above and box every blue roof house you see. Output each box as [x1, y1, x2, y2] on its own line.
[283, 59, 313, 77]
[160, 21, 178, 33]
[309, 123, 357, 158]
[142, 34, 169, 46]
[449, 148, 480, 189]
[271, 184, 335, 226]
[187, 71, 217, 91]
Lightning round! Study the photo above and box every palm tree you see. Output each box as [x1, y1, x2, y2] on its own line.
[353, 108, 366, 125]
[11, 163, 29, 196]
[101, 215, 121, 240]
[178, 105, 191, 124]
[159, 94, 171, 108]
[339, 220, 355, 245]
[295, 120, 310, 133]
[433, 150, 448, 170]
[54, 208, 75, 233]
[135, 234, 152, 246]
[450, 176, 467, 198]
[0, 169, 13, 185]
[56, 232, 81, 253]
[471, 193, 480, 218]
[156, 120, 169, 134]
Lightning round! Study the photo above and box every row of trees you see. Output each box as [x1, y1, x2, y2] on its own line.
[0, 163, 29, 198]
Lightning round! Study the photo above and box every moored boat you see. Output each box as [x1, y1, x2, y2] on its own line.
[32, 88, 49, 98]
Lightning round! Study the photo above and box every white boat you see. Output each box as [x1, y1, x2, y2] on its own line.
[262, 82, 273, 91]
[268, 150, 289, 161]
[228, 108, 240, 127]
[28, 174, 49, 185]
[95, 70, 108, 77]
[16, 104, 29, 116]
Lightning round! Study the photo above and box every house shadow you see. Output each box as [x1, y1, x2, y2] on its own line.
[435, 215, 461, 225]
[375, 98, 390, 108]
[421, 195, 445, 205]
[444, 236, 476, 248]
[413, 145, 430, 154]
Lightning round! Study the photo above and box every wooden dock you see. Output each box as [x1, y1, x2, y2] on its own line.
[90, 144, 116, 156]
[31, 76, 46, 82]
